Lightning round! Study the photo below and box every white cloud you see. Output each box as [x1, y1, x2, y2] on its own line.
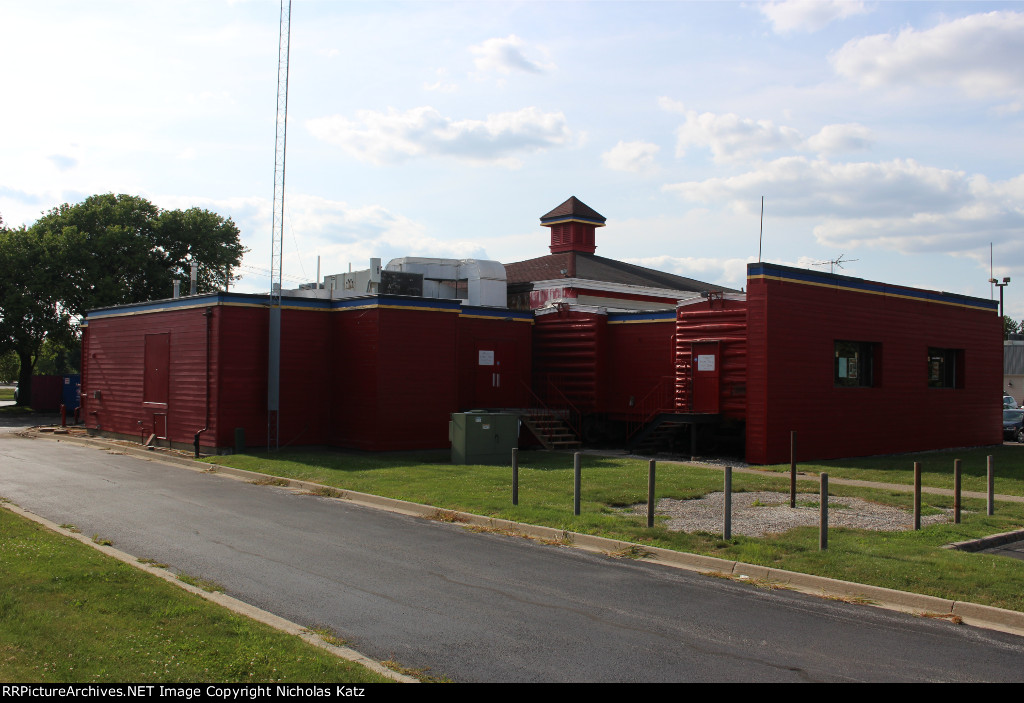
[664, 157, 1024, 256]
[832, 11, 1024, 100]
[306, 106, 572, 168]
[670, 107, 803, 162]
[602, 140, 660, 173]
[805, 123, 873, 155]
[759, 0, 870, 34]
[469, 35, 553, 75]
[659, 101, 869, 162]
[160, 193, 488, 294]
[623, 255, 756, 288]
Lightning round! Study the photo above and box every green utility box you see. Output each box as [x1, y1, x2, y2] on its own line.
[450, 411, 520, 465]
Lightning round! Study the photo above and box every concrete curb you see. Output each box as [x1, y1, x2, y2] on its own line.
[946, 529, 1024, 552]
[29, 429, 1024, 639]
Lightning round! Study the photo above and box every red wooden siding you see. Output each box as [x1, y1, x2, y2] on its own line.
[674, 299, 747, 419]
[212, 305, 266, 448]
[456, 313, 533, 410]
[745, 264, 1001, 464]
[330, 307, 381, 450]
[605, 317, 676, 420]
[82, 306, 212, 446]
[373, 306, 460, 450]
[532, 309, 607, 411]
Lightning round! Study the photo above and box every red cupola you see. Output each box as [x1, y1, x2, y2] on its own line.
[541, 196, 606, 254]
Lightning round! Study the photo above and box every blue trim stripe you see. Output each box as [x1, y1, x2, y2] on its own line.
[747, 263, 998, 313]
[607, 311, 677, 324]
[85, 293, 525, 320]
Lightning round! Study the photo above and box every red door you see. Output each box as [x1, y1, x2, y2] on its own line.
[474, 340, 517, 409]
[692, 341, 720, 413]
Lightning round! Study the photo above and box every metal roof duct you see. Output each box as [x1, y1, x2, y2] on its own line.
[386, 257, 507, 308]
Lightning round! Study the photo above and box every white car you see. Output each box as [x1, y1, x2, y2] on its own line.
[1004, 395, 1018, 409]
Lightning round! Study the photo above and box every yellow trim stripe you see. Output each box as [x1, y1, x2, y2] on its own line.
[747, 273, 995, 312]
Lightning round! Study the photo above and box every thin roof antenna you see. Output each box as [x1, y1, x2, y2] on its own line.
[758, 196, 764, 263]
[811, 253, 858, 275]
[991, 242, 995, 299]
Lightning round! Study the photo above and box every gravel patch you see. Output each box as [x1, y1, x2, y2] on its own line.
[636, 491, 953, 537]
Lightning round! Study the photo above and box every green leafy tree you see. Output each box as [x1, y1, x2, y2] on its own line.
[33, 194, 246, 316]
[1, 195, 246, 405]
[1005, 315, 1020, 340]
[0, 350, 18, 384]
[0, 224, 75, 405]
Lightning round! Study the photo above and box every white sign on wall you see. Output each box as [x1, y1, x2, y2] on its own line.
[478, 350, 495, 366]
[697, 354, 716, 372]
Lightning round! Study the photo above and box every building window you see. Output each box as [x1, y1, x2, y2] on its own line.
[928, 348, 963, 389]
[835, 341, 876, 387]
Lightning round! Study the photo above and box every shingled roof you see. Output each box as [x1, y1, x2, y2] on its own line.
[540, 196, 606, 226]
[504, 251, 739, 293]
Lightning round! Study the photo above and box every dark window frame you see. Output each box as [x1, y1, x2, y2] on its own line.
[928, 347, 964, 389]
[834, 340, 878, 388]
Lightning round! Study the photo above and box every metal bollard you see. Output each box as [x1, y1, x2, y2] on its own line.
[512, 448, 519, 506]
[790, 430, 797, 508]
[913, 462, 921, 531]
[573, 452, 581, 516]
[820, 473, 828, 551]
[647, 460, 656, 528]
[954, 459, 961, 524]
[724, 465, 732, 540]
[987, 455, 994, 517]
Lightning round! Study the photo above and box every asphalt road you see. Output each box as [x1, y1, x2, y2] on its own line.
[1, 431, 1023, 682]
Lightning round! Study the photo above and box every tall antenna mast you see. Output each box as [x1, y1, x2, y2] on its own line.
[758, 196, 764, 263]
[268, 0, 291, 451]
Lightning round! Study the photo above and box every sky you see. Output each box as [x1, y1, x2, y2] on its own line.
[3, 1, 1024, 316]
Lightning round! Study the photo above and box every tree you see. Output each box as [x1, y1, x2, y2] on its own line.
[33, 194, 246, 317]
[0, 224, 75, 405]
[0, 195, 246, 405]
[1005, 315, 1020, 340]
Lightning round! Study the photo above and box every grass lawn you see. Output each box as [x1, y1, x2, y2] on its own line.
[203, 448, 1024, 614]
[0, 506, 394, 684]
[0, 388, 14, 401]
[0, 404, 44, 416]
[760, 444, 1024, 496]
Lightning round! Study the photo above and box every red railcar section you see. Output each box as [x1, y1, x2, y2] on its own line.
[82, 294, 534, 453]
[532, 308, 606, 411]
[81, 306, 214, 447]
[605, 315, 676, 421]
[745, 264, 1001, 464]
[457, 312, 533, 411]
[80, 261, 1002, 465]
[212, 304, 267, 448]
[674, 298, 747, 419]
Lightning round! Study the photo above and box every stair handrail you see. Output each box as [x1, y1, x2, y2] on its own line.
[542, 376, 582, 440]
[518, 379, 556, 418]
[626, 376, 675, 440]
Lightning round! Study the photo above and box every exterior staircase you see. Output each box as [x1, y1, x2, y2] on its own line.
[629, 414, 688, 455]
[520, 411, 582, 451]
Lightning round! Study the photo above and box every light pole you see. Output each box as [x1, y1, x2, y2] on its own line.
[990, 276, 1011, 318]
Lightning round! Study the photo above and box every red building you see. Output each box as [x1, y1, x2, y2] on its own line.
[80, 198, 1001, 464]
[81, 293, 532, 452]
[743, 262, 1001, 463]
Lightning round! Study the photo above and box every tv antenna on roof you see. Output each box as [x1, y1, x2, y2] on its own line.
[811, 253, 858, 274]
